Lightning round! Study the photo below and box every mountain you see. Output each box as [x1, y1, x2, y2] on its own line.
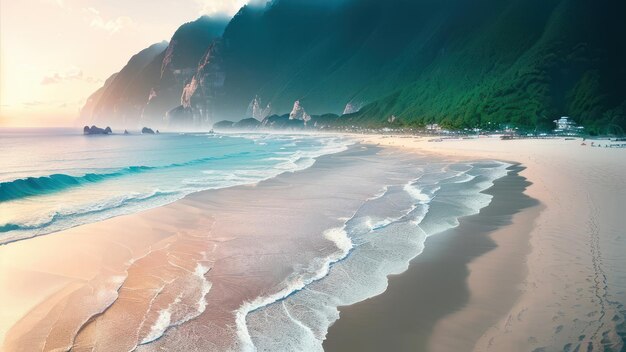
[144, 16, 229, 126]
[80, 16, 228, 128]
[79, 72, 118, 125]
[81, 0, 626, 134]
[81, 41, 168, 126]
[345, 0, 626, 134]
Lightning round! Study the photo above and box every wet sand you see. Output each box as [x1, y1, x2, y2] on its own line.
[0, 144, 447, 351]
[324, 164, 540, 351]
[3, 135, 624, 351]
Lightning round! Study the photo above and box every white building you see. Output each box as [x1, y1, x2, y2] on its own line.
[426, 123, 442, 132]
[554, 116, 584, 135]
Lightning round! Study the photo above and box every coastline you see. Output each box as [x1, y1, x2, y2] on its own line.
[324, 163, 540, 351]
[342, 135, 626, 351]
[3, 142, 483, 351]
[1, 134, 625, 351]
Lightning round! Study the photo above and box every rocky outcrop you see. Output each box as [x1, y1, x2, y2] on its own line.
[83, 125, 112, 135]
[141, 127, 155, 134]
[246, 96, 271, 121]
[342, 102, 362, 115]
[144, 17, 227, 127]
[288, 100, 311, 123]
[165, 105, 194, 127]
[233, 117, 261, 129]
[173, 39, 226, 128]
[213, 120, 234, 130]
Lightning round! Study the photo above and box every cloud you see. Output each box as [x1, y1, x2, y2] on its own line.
[41, 66, 102, 85]
[43, 1, 135, 34]
[194, 0, 251, 16]
[41, 0, 68, 9]
[19, 98, 84, 110]
[89, 14, 135, 34]
[22, 100, 46, 108]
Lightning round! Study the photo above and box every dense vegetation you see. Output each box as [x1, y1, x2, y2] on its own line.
[82, 0, 626, 134]
[342, 0, 626, 134]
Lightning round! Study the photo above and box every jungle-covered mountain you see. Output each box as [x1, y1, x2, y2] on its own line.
[81, 0, 626, 134]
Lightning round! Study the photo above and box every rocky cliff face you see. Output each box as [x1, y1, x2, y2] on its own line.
[143, 16, 228, 127]
[81, 0, 626, 133]
[79, 72, 118, 125]
[80, 16, 227, 129]
[342, 102, 362, 115]
[245, 96, 271, 121]
[166, 39, 226, 128]
[84, 41, 167, 126]
[289, 100, 311, 123]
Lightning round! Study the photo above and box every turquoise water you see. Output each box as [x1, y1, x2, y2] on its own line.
[0, 128, 349, 244]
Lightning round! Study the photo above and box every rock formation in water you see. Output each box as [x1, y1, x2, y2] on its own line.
[83, 125, 112, 135]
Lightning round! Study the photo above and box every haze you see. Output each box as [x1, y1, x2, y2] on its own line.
[0, 0, 247, 127]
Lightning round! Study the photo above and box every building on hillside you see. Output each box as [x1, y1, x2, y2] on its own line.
[553, 116, 584, 135]
[426, 123, 442, 132]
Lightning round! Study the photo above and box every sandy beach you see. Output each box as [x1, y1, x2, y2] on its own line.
[324, 163, 541, 351]
[339, 135, 626, 351]
[3, 0, 624, 349]
[2, 143, 482, 351]
[1, 135, 625, 351]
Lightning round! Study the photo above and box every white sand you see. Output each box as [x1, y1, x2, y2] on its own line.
[352, 135, 626, 351]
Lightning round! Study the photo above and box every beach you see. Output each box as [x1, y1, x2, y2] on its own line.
[1, 134, 625, 351]
[337, 135, 626, 351]
[324, 163, 541, 351]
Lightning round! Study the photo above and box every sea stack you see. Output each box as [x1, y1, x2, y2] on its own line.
[83, 125, 112, 135]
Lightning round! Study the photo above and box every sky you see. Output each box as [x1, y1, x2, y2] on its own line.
[0, 0, 248, 127]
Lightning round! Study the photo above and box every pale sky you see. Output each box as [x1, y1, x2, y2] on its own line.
[0, 0, 248, 127]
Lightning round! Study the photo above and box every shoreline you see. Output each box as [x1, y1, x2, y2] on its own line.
[345, 135, 626, 351]
[323, 163, 540, 351]
[1, 134, 625, 351]
[3, 142, 475, 351]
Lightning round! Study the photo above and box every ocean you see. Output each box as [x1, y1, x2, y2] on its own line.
[244, 158, 510, 351]
[0, 128, 348, 244]
[0, 129, 512, 350]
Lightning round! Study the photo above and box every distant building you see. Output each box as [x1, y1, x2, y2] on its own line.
[553, 116, 584, 135]
[426, 123, 442, 132]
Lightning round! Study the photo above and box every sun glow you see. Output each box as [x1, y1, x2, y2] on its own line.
[0, 0, 246, 127]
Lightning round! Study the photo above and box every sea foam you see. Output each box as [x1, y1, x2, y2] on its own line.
[235, 226, 354, 352]
[244, 161, 511, 351]
[0, 134, 352, 244]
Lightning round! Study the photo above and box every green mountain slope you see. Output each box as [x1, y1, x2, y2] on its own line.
[81, 0, 626, 133]
[345, 0, 626, 133]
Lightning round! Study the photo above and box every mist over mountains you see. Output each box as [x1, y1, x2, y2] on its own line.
[80, 0, 626, 134]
